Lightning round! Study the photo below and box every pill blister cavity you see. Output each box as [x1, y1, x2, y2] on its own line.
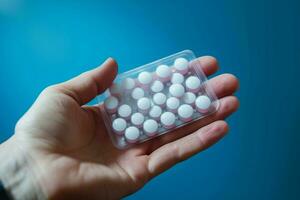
[195, 95, 211, 113]
[151, 80, 164, 93]
[125, 126, 140, 143]
[138, 71, 152, 87]
[118, 104, 132, 119]
[104, 96, 119, 114]
[174, 57, 189, 75]
[122, 78, 135, 91]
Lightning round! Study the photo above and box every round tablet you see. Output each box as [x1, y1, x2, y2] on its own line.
[125, 126, 140, 143]
[185, 76, 201, 93]
[174, 57, 189, 75]
[151, 80, 164, 93]
[112, 118, 127, 135]
[178, 104, 194, 122]
[149, 105, 162, 120]
[153, 92, 167, 107]
[138, 71, 153, 87]
[104, 96, 119, 114]
[183, 92, 196, 105]
[118, 104, 132, 119]
[137, 97, 151, 113]
[131, 87, 144, 100]
[160, 112, 176, 129]
[195, 95, 211, 113]
[131, 112, 145, 127]
[156, 65, 172, 82]
[171, 73, 184, 84]
[143, 119, 158, 136]
[166, 97, 180, 112]
[121, 78, 135, 91]
[109, 83, 121, 96]
[169, 83, 185, 98]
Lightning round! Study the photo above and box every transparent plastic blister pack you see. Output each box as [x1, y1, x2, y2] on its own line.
[98, 50, 219, 149]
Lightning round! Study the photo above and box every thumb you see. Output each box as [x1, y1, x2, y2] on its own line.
[54, 57, 118, 105]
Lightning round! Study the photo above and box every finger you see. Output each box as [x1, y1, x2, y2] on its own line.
[145, 96, 239, 153]
[197, 56, 219, 76]
[147, 120, 228, 177]
[207, 73, 239, 98]
[52, 58, 118, 105]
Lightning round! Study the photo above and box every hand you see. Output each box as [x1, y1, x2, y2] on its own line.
[0, 57, 239, 199]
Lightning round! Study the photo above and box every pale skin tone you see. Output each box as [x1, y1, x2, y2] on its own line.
[0, 56, 239, 199]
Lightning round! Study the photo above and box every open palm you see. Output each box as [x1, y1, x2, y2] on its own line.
[13, 57, 239, 199]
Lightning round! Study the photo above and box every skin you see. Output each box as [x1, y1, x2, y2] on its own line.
[1, 56, 239, 199]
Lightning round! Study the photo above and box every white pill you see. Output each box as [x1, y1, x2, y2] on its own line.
[169, 83, 185, 98]
[131, 112, 145, 127]
[195, 95, 211, 113]
[149, 105, 162, 120]
[156, 65, 172, 82]
[178, 104, 194, 122]
[125, 126, 140, 143]
[121, 78, 135, 91]
[151, 80, 164, 93]
[160, 112, 176, 129]
[143, 119, 158, 136]
[171, 73, 184, 84]
[118, 104, 132, 119]
[166, 97, 180, 112]
[174, 57, 189, 74]
[137, 97, 151, 113]
[109, 83, 121, 96]
[183, 92, 196, 105]
[138, 71, 153, 86]
[185, 76, 201, 93]
[131, 87, 144, 100]
[104, 96, 119, 114]
[112, 118, 127, 135]
[153, 92, 167, 107]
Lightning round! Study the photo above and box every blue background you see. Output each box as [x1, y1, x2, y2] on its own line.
[1, 0, 299, 199]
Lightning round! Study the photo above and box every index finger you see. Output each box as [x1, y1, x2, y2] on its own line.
[196, 56, 219, 76]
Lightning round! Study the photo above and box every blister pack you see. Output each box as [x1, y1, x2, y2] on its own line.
[98, 50, 219, 149]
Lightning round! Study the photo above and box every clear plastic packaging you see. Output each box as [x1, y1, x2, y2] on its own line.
[98, 50, 219, 149]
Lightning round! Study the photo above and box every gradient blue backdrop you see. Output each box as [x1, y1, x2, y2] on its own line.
[1, 0, 299, 199]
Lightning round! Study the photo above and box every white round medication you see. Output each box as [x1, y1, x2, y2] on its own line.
[183, 92, 196, 105]
[131, 87, 144, 100]
[156, 65, 172, 82]
[153, 92, 167, 107]
[143, 119, 158, 136]
[137, 97, 151, 113]
[131, 112, 145, 127]
[138, 71, 153, 86]
[166, 97, 180, 112]
[118, 104, 132, 119]
[178, 104, 194, 122]
[185, 76, 201, 93]
[150, 80, 164, 93]
[149, 105, 162, 120]
[109, 83, 121, 96]
[160, 112, 176, 129]
[112, 118, 127, 135]
[125, 126, 140, 143]
[104, 96, 119, 114]
[121, 78, 135, 91]
[171, 73, 184, 84]
[169, 83, 185, 98]
[174, 57, 189, 74]
[195, 95, 211, 113]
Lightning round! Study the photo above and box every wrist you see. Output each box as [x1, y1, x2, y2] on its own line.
[0, 136, 46, 200]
